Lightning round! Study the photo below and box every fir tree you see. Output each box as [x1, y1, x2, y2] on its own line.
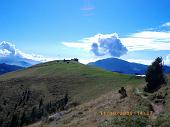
[145, 57, 167, 92]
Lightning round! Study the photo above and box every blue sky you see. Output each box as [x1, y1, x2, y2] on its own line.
[1, 0, 170, 64]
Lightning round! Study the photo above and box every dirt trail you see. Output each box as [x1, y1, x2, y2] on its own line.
[139, 91, 164, 120]
[150, 102, 164, 120]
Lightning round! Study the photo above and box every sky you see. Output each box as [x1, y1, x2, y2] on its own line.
[1, 0, 170, 64]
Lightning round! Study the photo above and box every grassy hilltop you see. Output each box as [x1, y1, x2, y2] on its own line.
[0, 60, 144, 104]
[2, 60, 168, 127]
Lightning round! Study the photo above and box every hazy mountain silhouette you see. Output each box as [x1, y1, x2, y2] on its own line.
[88, 58, 170, 74]
[0, 63, 23, 75]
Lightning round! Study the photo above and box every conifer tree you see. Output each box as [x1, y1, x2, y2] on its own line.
[145, 57, 167, 92]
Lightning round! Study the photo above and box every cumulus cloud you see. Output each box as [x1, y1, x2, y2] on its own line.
[63, 21, 170, 64]
[0, 49, 11, 56]
[0, 41, 17, 56]
[91, 34, 128, 57]
[63, 30, 170, 55]
[0, 41, 52, 62]
[63, 33, 128, 57]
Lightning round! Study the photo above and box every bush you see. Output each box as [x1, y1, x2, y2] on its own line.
[99, 115, 150, 127]
[154, 114, 170, 127]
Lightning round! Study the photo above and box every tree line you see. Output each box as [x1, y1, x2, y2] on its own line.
[0, 91, 69, 127]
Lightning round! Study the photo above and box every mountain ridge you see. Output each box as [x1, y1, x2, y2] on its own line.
[88, 58, 170, 74]
[0, 63, 24, 75]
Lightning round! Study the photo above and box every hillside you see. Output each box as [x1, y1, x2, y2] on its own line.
[27, 85, 170, 127]
[0, 63, 24, 75]
[26, 78, 170, 127]
[0, 60, 144, 127]
[88, 58, 170, 74]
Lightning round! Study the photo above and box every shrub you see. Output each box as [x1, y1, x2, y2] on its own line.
[99, 115, 150, 127]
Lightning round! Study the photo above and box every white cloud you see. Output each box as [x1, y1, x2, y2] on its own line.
[0, 49, 11, 56]
[63, 31, 170, 53]
[162, 22, 170, 27]
[124, 58, 153, 65]
[79, 57, 102, 64]
[63, 21, 170, 64]
[63, 33, 128, 57]
[125, 56, 170, 66]
[62, 41, 90, 50]
[91, 34, 127, 57]
[164, 54, 170, 65]
[0, 41, 52, 62]
[121, 31, 170, 51]
[0, 41, 17, 56]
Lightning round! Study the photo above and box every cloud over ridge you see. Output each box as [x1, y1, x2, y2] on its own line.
[0, 41, 56, 67]
[0, 41, 47, 62]
[62, 21, 170, 65]
[63, 33, 128, 57]
[121, 31, 170, 51]
[91, 34, 128, 57]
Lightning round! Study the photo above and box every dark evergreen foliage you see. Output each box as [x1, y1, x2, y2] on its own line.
[39, 98, 43, 109]
[1, 90, 69, 127]
[10, 113, 19, 127]
[20, 112, 26, 127]
[145, 57, 167, 92]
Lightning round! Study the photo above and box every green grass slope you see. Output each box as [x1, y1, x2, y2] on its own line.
[27, 78, 170, 127]
[0, 60, 144, 127]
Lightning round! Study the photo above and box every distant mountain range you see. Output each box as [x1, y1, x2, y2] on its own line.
[0, 63, 24, 75]
[0, 41, 48, 67]
[1, 41, 170, 75]
[88, 58, 170, 75]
